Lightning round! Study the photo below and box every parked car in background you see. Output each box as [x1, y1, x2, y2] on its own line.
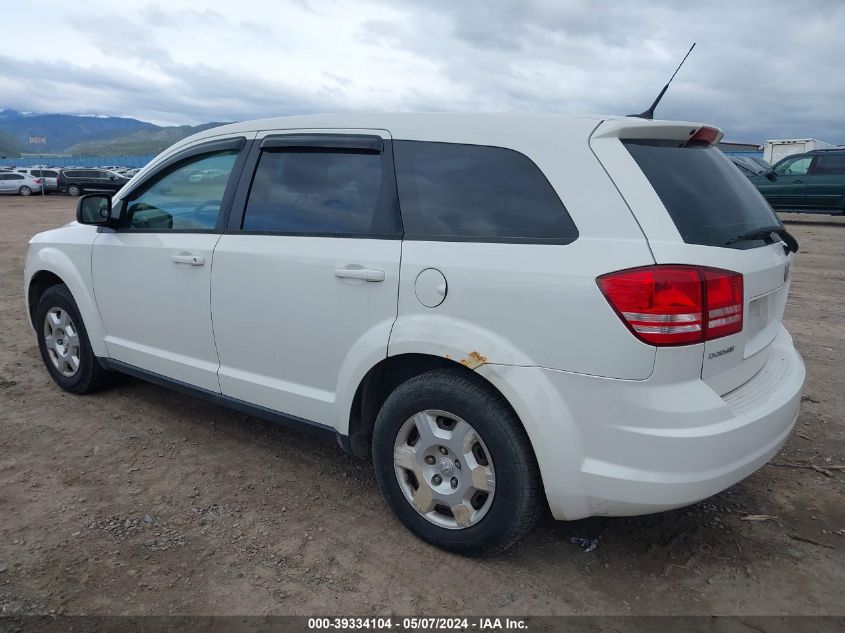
[25, 113, 804, 555]
[0, 171, 42, 195]
[747, 156, 772, 172]
[15, 168, 60, 193]
[751, 148, 845, 214]
[730, 156, 767, 179]
[57, 169, 130, 196]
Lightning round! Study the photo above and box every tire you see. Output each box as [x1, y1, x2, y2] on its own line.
[372, 368, 542, 556]
[67, 185, 81, 197]
[35, 284, 113, 394]
[19, 186, 32, 196]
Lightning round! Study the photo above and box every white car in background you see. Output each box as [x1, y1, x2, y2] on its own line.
[15, 168, 60, 192]
[23, 113, 805, 555]
[0, 171, 44, 195]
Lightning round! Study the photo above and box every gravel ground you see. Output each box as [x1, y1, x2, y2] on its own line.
[0, 196, 843, 616]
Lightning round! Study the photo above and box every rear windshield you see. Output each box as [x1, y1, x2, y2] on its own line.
[624, 140, 779, 248]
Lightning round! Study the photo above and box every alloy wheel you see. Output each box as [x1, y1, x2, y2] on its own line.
[393, 409, 496, 529]
[43, 307, 81, 377]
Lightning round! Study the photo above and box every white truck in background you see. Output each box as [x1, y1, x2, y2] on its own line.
[764, 139, 835, 164]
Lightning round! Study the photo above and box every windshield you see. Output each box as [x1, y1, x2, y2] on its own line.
[624, 140, 780, 248]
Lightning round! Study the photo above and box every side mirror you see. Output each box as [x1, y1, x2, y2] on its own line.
[765, 169, 777, 181]
[77, 194, 112, 225]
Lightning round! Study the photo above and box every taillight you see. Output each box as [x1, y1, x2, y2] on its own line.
[597, 265, 743, 346]
[685, 126, 720, 147]
[33, 178, 42, 184]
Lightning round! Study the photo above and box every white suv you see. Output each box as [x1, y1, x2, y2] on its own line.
[24, 114, 805, 555]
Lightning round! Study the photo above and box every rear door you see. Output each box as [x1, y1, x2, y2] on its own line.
[806, 153, 845, 210]
[758, 155, 812, 208]
[591, 120, 794, 394]
[210, 130, 402, 428]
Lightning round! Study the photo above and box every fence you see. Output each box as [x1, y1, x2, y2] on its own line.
[0, 154, 157, 169]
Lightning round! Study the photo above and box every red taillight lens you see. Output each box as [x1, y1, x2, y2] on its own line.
[597, 265, 743, 346]
[685, 126, 720, 147]
[702, 269, 743, 339]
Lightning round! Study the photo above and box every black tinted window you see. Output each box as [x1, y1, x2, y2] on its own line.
[393, 141, 577, 243]
[624, 141, 779, 248]
[812, 154, 845, 175]
[242, 149, 399, 236]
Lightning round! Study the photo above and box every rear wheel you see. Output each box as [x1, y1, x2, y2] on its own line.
[35, 285, 112, 394]
[67, 185, 81, 197]
[19, 186, 32, 196]
[372, 368, 542, 555]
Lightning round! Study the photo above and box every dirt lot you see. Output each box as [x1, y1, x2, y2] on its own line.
[0, 195, 843, 616]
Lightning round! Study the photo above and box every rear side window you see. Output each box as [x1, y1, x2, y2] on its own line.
[393, 141, 578, 243]
[624, 141, 779, 248]
[812, 154, 845, 175]
[241, 149, 399, 236]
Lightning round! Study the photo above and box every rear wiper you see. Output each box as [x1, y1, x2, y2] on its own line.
[724, 225, 798, 253]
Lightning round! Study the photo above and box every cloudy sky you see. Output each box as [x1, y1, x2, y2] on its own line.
[2, 0, 843, 143]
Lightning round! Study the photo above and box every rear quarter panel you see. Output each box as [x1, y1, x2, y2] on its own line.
[389, 118, 657, 379]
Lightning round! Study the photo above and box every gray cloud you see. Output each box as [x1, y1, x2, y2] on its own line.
[1, 0, 842, 143]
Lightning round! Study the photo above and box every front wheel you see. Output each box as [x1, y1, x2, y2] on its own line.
[67, 185, 81, 197]
[35, 285, 113, 394]
[19, 186, 32, 196]
[372, 369, 542, 556]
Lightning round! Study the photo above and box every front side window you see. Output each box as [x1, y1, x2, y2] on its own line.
[393, 141, 578, 243]
[241, 149, 398, 236]
[774, 156, 812, 176]
[122, 151, 238, 231]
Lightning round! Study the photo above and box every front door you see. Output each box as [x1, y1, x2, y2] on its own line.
[91, 144, 246, 391]
[758, 155, 811, 208]
[211, 131, 402, 427]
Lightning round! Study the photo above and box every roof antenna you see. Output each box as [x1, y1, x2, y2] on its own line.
[628, 43, 696, 120]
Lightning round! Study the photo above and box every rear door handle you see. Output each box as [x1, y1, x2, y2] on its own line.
[172, 253, 205, 266]
[334, 266, 385, 282]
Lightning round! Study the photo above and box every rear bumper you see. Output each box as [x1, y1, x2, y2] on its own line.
[478, 326, 804, 520]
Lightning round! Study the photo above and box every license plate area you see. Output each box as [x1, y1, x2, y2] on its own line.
[745, 284, 788, 358]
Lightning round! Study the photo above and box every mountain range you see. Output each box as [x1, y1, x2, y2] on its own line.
[0, 109, 227, 157]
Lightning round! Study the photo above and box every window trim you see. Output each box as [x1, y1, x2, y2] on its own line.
[226, 133, 403, 239]
[115, 136, 250, 234]
[394, 140, 579, 246]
